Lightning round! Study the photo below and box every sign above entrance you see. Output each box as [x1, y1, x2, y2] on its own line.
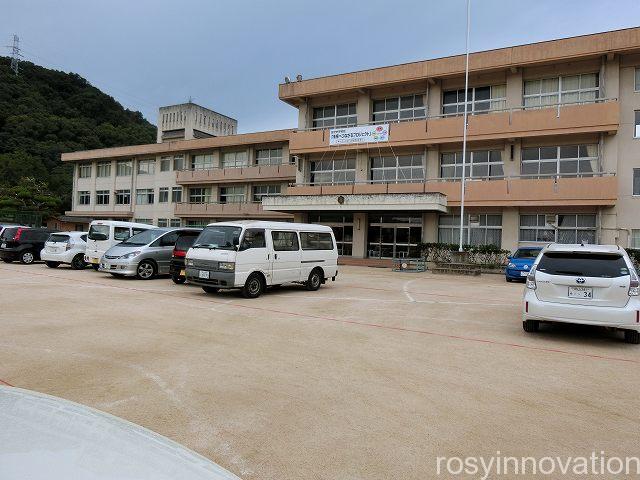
[329, 124, 389, 146]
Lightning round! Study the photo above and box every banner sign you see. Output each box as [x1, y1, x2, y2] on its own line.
[329, 124, 389, 146]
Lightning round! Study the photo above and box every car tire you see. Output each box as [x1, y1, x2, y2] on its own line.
[522, 319, 539, 333]
[91, 264, 99, 271]
[45, 261, 60, 268]
[70, 254, 86, 270]
[136, 260, 156, 280]
[242, 273, 263, 299]
[506, 277, 513, 282]
[2, 258, 12, 263]
[202, 286, 219, 294]
[20, 250, 35, 264]
[624, 329, 640, 344]
[172, 275, 186, 285]
[305, 268, 323, 291]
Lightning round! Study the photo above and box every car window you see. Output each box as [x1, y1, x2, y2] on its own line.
[89, 225, 110, 241]
[537, 252, 629, 278]
[513, 249, 540, 259]
[241, 229, 266, 249]
[300, 232, 333, 250]
[80, 234, 88, 242]
[121, 229, 165, 247]
[271, 231, 299, 251]
[174, 234, 198, 250]
[1, 228, 19, 240]
[159, 231, 180, 247]
[49, 234, 70, 243]
[132, 227, 148, 236]
[114, 227, 130, 241]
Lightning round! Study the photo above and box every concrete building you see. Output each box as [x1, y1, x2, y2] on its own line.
[63, 27, 640, 260]
[157, 103, 237, 142]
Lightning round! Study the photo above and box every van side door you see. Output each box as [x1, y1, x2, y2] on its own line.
[270, 231, 301, 284]
[238, 229, 270, 284]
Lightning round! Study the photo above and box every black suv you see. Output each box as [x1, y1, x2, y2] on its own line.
[0, 227, 59, 264]
[169, 229, 201, 284]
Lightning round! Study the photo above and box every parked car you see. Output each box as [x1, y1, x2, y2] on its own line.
[0, 223, 23, 238]
[185, 220, 338, 298]
[40, 231, 88, 269]
[0, 227, 59, 264]
[86, 220, 153, 270]
[505, 246, 543, 282]
[99, 227, 200, 279]
[169, 229, 202, 284]
[523, 243, 640, 344]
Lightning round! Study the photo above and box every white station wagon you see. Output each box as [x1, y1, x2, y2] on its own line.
[523, 244, 640, 344]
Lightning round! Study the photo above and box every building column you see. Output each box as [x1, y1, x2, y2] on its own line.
[352, 212, 367, 258]
[422, 212, 438, 243]
[355, 151, 368, 182]
[427, 80, 441, 117]
[293, 212, 307, 223]
[298, 100, 310, 130]
[426, 146, 439, 180]
[356, 90, 371, 125]
[506, 68, 523, 109]
[501, 207, 519, 253]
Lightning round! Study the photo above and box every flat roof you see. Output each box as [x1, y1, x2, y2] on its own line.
[279, 26, 640, 103]
[61, 129, 292, 162]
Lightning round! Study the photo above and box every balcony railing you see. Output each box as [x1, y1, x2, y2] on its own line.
[175, 161, 297, 184]
[174, 200, 292, 217]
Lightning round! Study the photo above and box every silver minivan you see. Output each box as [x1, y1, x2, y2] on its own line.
[99, 228, 200, 279]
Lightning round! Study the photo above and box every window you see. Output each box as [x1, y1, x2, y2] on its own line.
[521, 145, 598, 178]
[442, 85, 506, 116]
[191, 154, 213, 170]
[186, 219, 209, 228]
[97, 161, 111, 177]
[271, 231, 299, 251]
[252, 184, 281, 202]
[95, 190, 110, 205]
[519, 214, 596, 244]
[115, 189, 131, 205]
[310, 158, 356, 185]
[440, 150, 504, 179]
[255, 148, 283, 165]
[222, 151, 248, 168]
[173, 155, 184, 171]
[309, 213, 354, 256]
[78, 191, 90, 205]
[368, 214, 422, 258]
[631, 229, 640, 249]
[523, 73, 599, 108]
[116, 160, 132, 176]
[170, 219, 181, 227]
[137, 159, 155, 175]
[438, 214, 502, 246]
[537, 252, 629, 278]
[134, 218, 153, 225]
[300, 232, 334, 250]
[312, 103, 357, 129]
[189, 187, 211, 203]
[160, 157, 171, 171]
[79, 163, 92, 178]
[136, 188, 154, 204]
[219, 186, 245, 204]
[157, 219, 168, 227]
[635, 111, 640, 138]
[370, 154, 424, 183]
[240, 229, 266, 249]
[372, 94, 426, 123]
[159, 187, 169, 203]
[171, 186, 183, 203]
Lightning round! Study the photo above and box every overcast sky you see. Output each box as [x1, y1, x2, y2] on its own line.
[2, 0, 639, 133]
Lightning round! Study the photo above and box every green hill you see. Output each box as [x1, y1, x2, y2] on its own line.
[0, 56, 156, 215]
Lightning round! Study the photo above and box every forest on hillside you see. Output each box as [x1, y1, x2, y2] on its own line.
[0, 56, 156, 217]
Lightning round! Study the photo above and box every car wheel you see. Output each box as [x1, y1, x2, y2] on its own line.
[242, 273, 263, 299]
[624, 329, 640, 344]
[70, 254, 86, 270]
[91, 264, 100, 271]
[506, 277, 513, 282]
[522, 319, 539, 333]
[136, 260, 156, 280]
[172, 275, 186, 285]
[20, 251, 35, 264]
[305, 268, 323, 291]
[45, 261, 60, 268]
[202, 286, 219, 294]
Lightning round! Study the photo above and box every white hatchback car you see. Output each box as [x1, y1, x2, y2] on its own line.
[40, 231, 88, 270]
[523, 244, 640, 344]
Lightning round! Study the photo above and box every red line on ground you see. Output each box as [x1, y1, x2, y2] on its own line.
[2, 266, 639, 366]
[0, 378, 14, 386]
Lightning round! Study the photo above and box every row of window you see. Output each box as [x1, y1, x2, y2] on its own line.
[78, 187, 183, 206]
[238, 230, 334, 252]
[78, 148, 286, 178]
[187, 184, 282, 204]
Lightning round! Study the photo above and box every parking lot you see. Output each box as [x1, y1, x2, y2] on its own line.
[1, 262, 639, 479]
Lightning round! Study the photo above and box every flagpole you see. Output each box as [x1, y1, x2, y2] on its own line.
[458, 0, 471, 252]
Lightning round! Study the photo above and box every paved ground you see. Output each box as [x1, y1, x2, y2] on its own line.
[1, 262, 639, 479]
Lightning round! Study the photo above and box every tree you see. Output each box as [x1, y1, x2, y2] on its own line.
[0, 177, 61, 217]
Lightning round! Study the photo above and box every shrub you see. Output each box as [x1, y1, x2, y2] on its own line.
[417, 242, 510, 267]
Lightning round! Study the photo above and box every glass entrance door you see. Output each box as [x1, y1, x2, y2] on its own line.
[368, 214, 422, 259]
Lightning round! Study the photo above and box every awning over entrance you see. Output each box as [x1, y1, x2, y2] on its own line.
[262, 192, 447, 212]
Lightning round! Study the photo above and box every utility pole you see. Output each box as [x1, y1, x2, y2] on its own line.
[458, 0, 471, 252]
[8, 34, 22, 75]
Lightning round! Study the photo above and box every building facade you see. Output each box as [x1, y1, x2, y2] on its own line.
[63, 27, 640, 259]
[157, 103, 237, 142]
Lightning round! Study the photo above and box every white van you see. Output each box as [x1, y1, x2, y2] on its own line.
[185, 220, 338, 298]
[85, 220, 153, 269]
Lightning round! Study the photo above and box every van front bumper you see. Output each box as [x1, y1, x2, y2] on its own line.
[99, 258, 137, 276]
[523, 289, 640, 331]
[185, 267, 236, 288]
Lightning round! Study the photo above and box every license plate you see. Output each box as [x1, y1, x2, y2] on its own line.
[180, 269, 186, 276]
[520, 271, 528, 277]
[568, 286, 593, 299]
[198, 270, 210, 279]
[1, 243, 6, 248]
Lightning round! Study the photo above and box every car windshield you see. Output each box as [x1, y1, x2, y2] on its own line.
[537, 252, 629, 278]
[175, 234, 199, 250]
[1, 228, 18, 240]
[48, 234, 70, 243]
[193, 226, 242, 250]
[120, 229, 165, 246]
[513, 248, 540, 259]
[88, 225, 110, 240]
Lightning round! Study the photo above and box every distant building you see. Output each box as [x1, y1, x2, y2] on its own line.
[157, 103, 237, 143]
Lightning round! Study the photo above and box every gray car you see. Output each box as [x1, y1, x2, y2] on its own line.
[99, 227, 200, 279]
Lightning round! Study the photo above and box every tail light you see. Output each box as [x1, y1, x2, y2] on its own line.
[13, 228, 24, 241]
[65, 240, 72, 251]
[526, 265, 537, 290]
[629, 271, 639, 296]
[173, 249, 186, 258]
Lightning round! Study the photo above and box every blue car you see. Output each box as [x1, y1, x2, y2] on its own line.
[505, 247, 543, 282]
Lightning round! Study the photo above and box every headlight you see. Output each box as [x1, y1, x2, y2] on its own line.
[218, 262, 235, 271]
[186, 259, 194, 266]
[508, 262, 516, 269]
[120, 251, 141, 259]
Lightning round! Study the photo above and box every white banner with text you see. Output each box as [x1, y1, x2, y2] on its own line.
[329, 124, 389, 146]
